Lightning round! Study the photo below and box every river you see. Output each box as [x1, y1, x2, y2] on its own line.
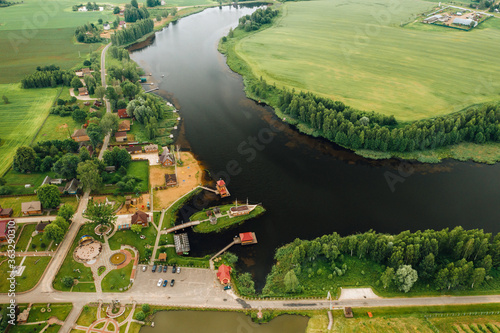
[130, 5, 500, 289]
[140, 311, 309, 333]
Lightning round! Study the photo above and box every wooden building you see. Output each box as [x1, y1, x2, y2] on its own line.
[165, 174, 177, 186]
[131, 210, 150, 227]
[115, 131, 127, 142]
[72, 129, 90, 142]
[0, 205, 13, 218]
[21, 201, 42, 216]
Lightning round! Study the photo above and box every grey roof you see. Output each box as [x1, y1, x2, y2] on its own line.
[41, 176, 52, 186]
[174, 233, 190, 253]
[22, 201, 41, 212]
[453, 18, 474, 26]
[159, 149, 175, 164]
[64, 178, 80, 193]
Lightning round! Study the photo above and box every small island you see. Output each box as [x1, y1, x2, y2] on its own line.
[190, 203, 265, 233]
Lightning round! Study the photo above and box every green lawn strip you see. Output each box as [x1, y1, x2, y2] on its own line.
[27, 303, 73, 322]
[52, 224, 98, 291]
[108, 224, 157, 261]
[0, 256, 51, 293]
[101, 259, 134, 292]
[192, 205, 265, 233]
[15, 224, 37, 252]
[0, 84, 59, 175]
[30, 233, 53, 252]
[76, 306, 98, 326]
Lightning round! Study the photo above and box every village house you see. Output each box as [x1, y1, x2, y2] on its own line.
[0, 220, 14, 243]
[119, 21, 126, 28]
[239, 232, 257, 245]
[72, 129, 90, 142]
[78, 87, 88, 96]
[131, 210, 150, 227]
[217, 264, 232, 285]
[117, 109, 130, 118]
[64, 178, 80, 195]
[103, 23, 110, 30]
[158, 253, 167, 261]
[78, 6, 87, 11]
[93, 100, 103, 107]
[35, 222, 50, 235]
[21, 201, 42, 216]
[126, 145, 142, 154]
[0, 205, 13, 218]
[229, 205, 251, 217]
[115, 131, 127, 142]
[118, 120, 130, 132]
[159, 148, 175, 167]
[143, 144, 158, 153]
[165, 174, 177, 186]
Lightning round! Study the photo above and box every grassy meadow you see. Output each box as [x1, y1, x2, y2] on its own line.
[235, 0, 500, 121]
[0, 84, 59, 176]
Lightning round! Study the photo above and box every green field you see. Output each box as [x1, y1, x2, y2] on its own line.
[235, 0, 500, 121]
[0, 84, 59, 176]
[0, 256, 51, 292]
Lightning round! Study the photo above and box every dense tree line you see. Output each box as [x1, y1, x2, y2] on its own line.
[75, 23, 104, 43]
[109, 46, 131, 61]
[146, 0, 161, 7]
[238, 7, 279, 32]
[124, 2, 150, 23]
[36, 65, 60, 72]
[21, 70, 77, 89]
[110, 19, 154, 46]
[249, 79, 500, 153]
[126, 92, 166, 139]
[263, 227, 500, 295]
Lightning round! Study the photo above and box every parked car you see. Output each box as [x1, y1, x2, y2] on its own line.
[224, 285, 231, 290]
[170, 279, 175, 287]
[162, 280, 168, 287]
[172, 265, 176, 273]
[176, 267, 181, 274]
[152, 265, 157, 273]
[157, 279, 163, 287]
[158, 265, 163, 273]
[142, 265, 147, 272]
[163, 265, 168, 273]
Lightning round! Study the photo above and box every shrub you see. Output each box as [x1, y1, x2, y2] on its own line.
[141, 304, 150, 313]
[134, 311, 145, 321]
[83, 60, 91, 66]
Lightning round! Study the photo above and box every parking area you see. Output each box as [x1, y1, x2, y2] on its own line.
[130, 266, 230, 303]
[131, 153, 159, 166]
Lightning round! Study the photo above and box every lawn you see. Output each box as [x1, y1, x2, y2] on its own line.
[2, 170, 58, 195]
[75, 305, 98, 326]
[96, 160, 149, 194]
[192, 204, 266, 233]
[234, 0, 500, 121]
[108, 224, 157, 261]
[31, 233, 54, 251]
[52, 223, 97, 292]
[0, 84, 59, 176]
[101, 259, 134, 292]
[0, 256, 51, 293]
[0, 195, 38, 217]
[34, 114, 80, 142]
[330, 304, 500, 333]
[15, 223, 37, 252]
[27, 303, 73, 322]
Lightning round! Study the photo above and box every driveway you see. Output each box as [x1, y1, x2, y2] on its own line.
[69, 88, 96, 101]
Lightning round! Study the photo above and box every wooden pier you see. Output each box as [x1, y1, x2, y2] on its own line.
[144, 87, 159, 93]
[162, 220, 202, 234]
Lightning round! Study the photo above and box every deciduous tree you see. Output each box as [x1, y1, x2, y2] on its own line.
[37, 184, 61, 209]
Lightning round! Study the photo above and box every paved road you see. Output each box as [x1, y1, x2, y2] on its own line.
[98, 43, 112, 161]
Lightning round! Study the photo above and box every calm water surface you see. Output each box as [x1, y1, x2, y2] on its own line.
[130, 6, 500, 288]
[140, 311, 309, 333]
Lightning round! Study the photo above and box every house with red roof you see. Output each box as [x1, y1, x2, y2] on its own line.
[217, 264, 232, 285]
[117, 109, 130, 118]
[0, 220, 15, 243]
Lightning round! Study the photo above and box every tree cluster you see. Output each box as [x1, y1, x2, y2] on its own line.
[109, 46, 131, 61]
[21, 70, 77, 89]
[110, 19, 154, 46]
[263, 227, 500, 295]
[75, 23, 104, 43]
[126, 92, 167, 139]
[237, 7, 279, 32]
[146, 0, 161, 7]
[123, 2, 150, 23]
[251, 79, 500, 152]
[103, 146, 132, 169]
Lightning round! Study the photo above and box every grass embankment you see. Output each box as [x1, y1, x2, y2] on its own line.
[154, 187, 210, 267]
[234, 0, 500, 121]
[0, 84, 59, 176]
[0, 256, 51, 293]
[101, 259, 134, 292]
[191, 204, 265, 233]
[52, 224, 97, 292]
[221, 0, 500, 163]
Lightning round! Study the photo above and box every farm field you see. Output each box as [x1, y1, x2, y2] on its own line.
[0, 84, 59, 176]
[235, 0, 500, 121]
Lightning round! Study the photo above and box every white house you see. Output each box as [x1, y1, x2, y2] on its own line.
[99, 6, 103, 11]
[78, 6, 87, 11]
[103, 23, 110, 30]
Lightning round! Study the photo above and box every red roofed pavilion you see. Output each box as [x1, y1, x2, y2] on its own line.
[239, 232, 254, 244]
[216, 264, 232, 285]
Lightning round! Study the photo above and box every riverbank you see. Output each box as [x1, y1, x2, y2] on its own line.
[218, 4, 500, 164]
[190, 204, 266, 233]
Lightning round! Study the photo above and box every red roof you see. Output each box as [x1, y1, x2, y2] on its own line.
[239, 232, 254, 243]
[0, 220, 10, 238]
[216, 179, 226, 186]
[216, 264, 232, 284]
[117, 109, 130, 118]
